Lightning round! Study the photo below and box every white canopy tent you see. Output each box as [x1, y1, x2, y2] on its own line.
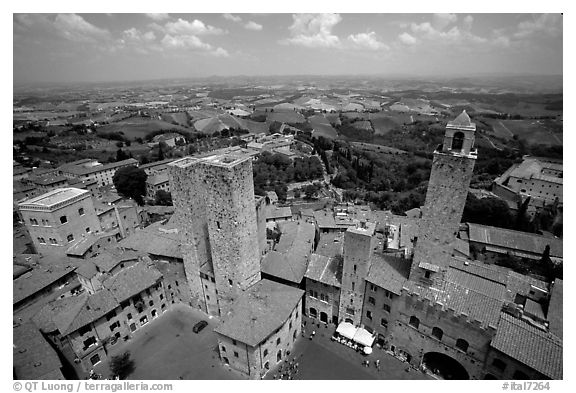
[353, 327, 375, 347]
[336, 321, 357, 340]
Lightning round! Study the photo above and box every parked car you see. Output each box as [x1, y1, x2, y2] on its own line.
[193, 320, 208, 333]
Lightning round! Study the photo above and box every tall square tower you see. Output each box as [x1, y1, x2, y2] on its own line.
[338, 220, 376, 325]
[169, 154, 262, 315]
[411, 111, 477, 284]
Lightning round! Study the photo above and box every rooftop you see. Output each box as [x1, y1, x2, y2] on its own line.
[103, 261, 162, 303]
[147, 172, 170, 186]
[447, 110, 476, 131]
[18, 187, 89, 210]
[59, 158, 138, 176]
[261, 221, 315, 284]
[467, 223, 563, 258]
[169, 152, 251, 170]
[491, 312, 562, 379]
[508, 157, 563, 184]
[13, 262, 77, 305]
[214, 279, 304, 347]
[366, 253, 410, 295]
[119, 225, 182, 260]
[266, 206, 293, 220]
[13, 322, 64, 380]
[547, 279, 563, 339]
[305, 253, 342, 287]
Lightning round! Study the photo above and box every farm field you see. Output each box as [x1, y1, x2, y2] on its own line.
[309, 114, 338, 140]
[352, 120, 373, 132]
[97, 116, 189, 140]
[482, 118, 563, 146]
[267, 111, 306, 124]
[160, 112, 190, 127]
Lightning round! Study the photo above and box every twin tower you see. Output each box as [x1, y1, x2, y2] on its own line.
[168, 154, 262, 316]
[168, 110, 477, 316]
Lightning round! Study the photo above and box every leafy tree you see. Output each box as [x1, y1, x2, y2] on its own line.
[462, 194, 514, 229]
[303, 184, 319, 199]
[110, 351, 135, 380]
[116, 149, 129, 162]
[113, 165, 147, 206]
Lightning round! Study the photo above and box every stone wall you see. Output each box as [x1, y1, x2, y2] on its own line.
[305, 278, 341, 324]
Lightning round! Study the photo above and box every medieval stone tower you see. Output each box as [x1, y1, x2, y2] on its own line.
[169, 153, 262, 315]
[410, 110, 477, 283]
[338, 220, 377, 325]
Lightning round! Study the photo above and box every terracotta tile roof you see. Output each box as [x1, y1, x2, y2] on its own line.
[13, 322, 64, 380]
[304, 253, 341, 287]
[261, 221, 315, 284]
[90, 246, 141, 273]
[119, 227, 182, 259]
[504, 271, 549, 303]
[449, 258, 509, 285]
[467, 223, 563, 258]
[215, 279, 303, 347]
[102, 261, 162, 303]
[491, 312, 562, 379]
[266, 206, 292, 220]
[403, 267, 506, 328]
[366, 253, 410, 295]
[13, 264, 77, 305]
[315, 232, 344, 258]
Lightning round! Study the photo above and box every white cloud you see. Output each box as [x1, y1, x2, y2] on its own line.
[283, 13, 342, 48]
[165, 18, 226, 36]
[223, 13, 242, 23]
[53, 14, 111, 44]
[347, 32, 387, 50]
[408, 17, 487, 45]
[245, 21, 263, 31]
[122, 28, 156, 43]
[398, 32, 417, 45]
[514, 13, 562, 39]
[160, 34, 228, 57]
[432, 13, 458, 31]
[146, 13, 170, 22]
[493, 35, 511, 48]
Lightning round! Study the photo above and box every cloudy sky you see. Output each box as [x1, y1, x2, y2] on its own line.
[13, 13, 563, 83]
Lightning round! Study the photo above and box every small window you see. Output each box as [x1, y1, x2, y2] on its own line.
[83, 336, 97, 349]
[352, 282, 355, 291]
[175, 280, 179, 287]
[78, 208, 85, 216]
[368, 296, 375, 305]
[67, 234, 74, 242]
[366, 310, 372, 320]
[217, 221, 221, 230]
[38, 237, 46, 244]
[140, 316, 148, 325]
[221, 346, 227, 352]
[160, 294, 164, 300]
[370, 284, 377, 292]
[424, 271, 431, 279]
[206, 295, 210, 301]
[149, 300, 154, 307]
[60, 216, 67, 224]
[86, 227, 90, 233]
[276, 337, 281, 345]
[432, 327, 443, 341]
[456, 338, 469, 353]
[232, 339, 237, 346]
[353, 264, 357, 273]
[383, 304, 391, 313]
[50, 238, 57, 245]
[228, 279, 233, 286]
[90, 354, 101, 366]
[409, 316, 419, 329]
[234, 351, 239, 358]
[380, 318, 388, 328]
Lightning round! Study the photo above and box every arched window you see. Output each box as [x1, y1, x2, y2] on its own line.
[431, 327, 443, 341]
[263, 349, 268, 357]
[276, 350, 282, 362]
[409, 316, 420, 329]
[452, 132, 464, 151]
[456, 338, 469, 352]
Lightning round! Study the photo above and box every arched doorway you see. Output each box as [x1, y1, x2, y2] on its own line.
[309, 308, 317, 318]
[422, 352, 469, 380]
[320, 312, 328, 323]
[345, 318, 353, 324]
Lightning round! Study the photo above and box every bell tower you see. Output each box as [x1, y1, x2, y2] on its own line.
[410, 110, 477, 284]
